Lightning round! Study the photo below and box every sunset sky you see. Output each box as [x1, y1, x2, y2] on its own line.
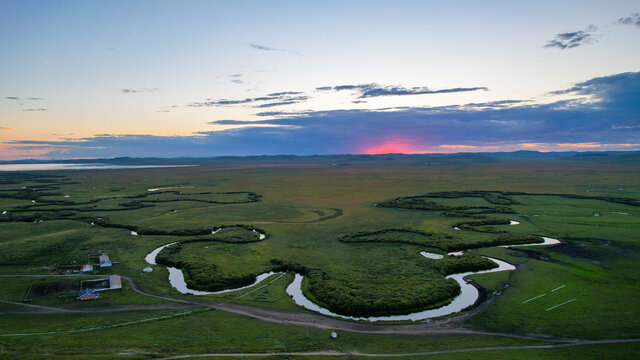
[1, 0, 639, 159]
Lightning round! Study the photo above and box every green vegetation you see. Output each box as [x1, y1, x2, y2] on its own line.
[377, 191, 518, 215]
[0, 157, 639, 358]
[0, 309, 559, 360]
[339, 229, 452, 246]
[155, 227, 271, 291]
[338, 228, 543, 251]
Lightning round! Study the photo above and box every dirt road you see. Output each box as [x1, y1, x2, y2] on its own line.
[147, 338, 640, 359]
[0, 274, 629, 343]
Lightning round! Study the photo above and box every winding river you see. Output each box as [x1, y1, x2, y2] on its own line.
[285, 236, 561, 322]
[144, 232, 275, 296]
[145, 232, 561, 321]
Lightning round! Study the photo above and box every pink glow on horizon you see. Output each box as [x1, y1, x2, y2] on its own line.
[362, 138, 434, 155]
[364, 142, 412, 155]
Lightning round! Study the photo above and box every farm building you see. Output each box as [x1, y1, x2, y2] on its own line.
[108, 275, 122, 290]
[99, 254, 112, 268]
[82, 275, 122, 292]
[77, 288, 99, 300]
[81, 264, 93, 273]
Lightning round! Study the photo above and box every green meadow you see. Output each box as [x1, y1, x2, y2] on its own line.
[0, 156, 639, 358]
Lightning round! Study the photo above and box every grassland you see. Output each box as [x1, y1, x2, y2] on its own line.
[0, 156, 639, 358]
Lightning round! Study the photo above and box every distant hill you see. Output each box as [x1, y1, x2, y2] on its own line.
[2, 151, 639, 166]
[562, 152, 640, 164]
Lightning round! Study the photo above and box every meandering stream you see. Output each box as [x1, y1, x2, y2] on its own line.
[145, 232, 561, 321]
[285, 236, 560, 322]
[144, 231, 273, 296]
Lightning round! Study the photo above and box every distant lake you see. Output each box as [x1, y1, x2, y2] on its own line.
[0, 163, 196, 171]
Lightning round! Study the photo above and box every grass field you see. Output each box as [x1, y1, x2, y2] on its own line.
[1, 156, 639, 358]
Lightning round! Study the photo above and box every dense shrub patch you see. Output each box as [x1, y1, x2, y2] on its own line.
[338, 228, 542, 251]
[339, 229, 451, 246]
[376, 191, 516, 215]
[270, 255, 496, 317]
[154, 226, 269, 291]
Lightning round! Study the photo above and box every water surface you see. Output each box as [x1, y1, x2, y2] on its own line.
[0, 163, 196, 171]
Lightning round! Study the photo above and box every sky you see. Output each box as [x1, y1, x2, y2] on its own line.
[1, 0, 639, 160]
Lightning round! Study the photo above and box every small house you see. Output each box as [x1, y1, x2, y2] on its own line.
[77, 288, 99, 300]
[99, 254, 112, 268]
[108, 275, 122, 290]
[143, 267, 153, 273]
[81, 264, 93, 273]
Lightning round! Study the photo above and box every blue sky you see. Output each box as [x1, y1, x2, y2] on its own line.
[1, 0, 639, 159]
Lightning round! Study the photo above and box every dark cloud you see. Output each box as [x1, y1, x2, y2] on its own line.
[458, 100, 526, 109]
[189, 98, 252, 107]
[120, 88, 159, 94]
[316, 83, 488, 98]
[616, 13, 640, 27]
[22, 108, 47, 111]
[267, 91, 303, 97]
[10, 72, 639, 158]
[229, 74, 243, 84]
[549, 71, 639, 98]
[208, 120, 253, 125]
[4, 96, 44, 101]
[188, 93, 309, 108]
[482, 100, 524, 106]
[247, 43, 300, 56]
[248, 43, 281, 51]
[333, 85, 360, 91]
[254, 111, 297, 117]
[544, 25, 598, 49]
[208, 119, 303, 127]
[254, 100, 305, 108]
[191, 83, 487, 110]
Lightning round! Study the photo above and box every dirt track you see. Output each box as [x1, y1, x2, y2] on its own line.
[0, 299, 196, 314]
[0, 274, 580, 340]
[2, 273, 640, 359]
[147, 338, 640, 359]
[0, 274, 632, 344]
[116, 276, 583, 341]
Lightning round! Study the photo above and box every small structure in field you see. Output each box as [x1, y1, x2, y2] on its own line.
[143, 267, 153, 273]
[78, 288, 99, 300]
[99, 254, 112, 268]
[331, 331, 338, 339]
[81, 275, 122, 292]
[81, 264, 94, 273]
[108, 275, 122, 290]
